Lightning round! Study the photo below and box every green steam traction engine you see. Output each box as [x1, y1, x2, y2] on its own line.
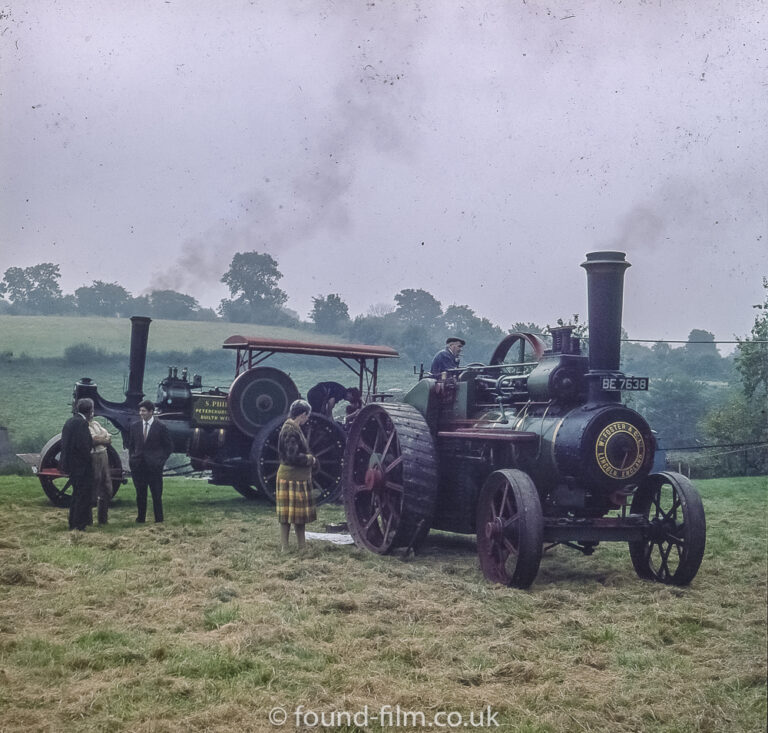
[341, 251, 706, 588]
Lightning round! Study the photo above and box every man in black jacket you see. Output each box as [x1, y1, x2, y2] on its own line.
[127, 400, 173, 523]
[60, 398, 95, 531]
[430, 336, 465, 377]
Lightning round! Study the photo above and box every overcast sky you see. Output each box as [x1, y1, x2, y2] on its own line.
[1, 1, 766, 352]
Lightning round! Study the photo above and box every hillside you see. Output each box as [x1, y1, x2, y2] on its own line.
[0, 314, 358, 359]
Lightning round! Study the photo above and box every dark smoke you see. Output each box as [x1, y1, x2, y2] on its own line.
[149, 3, 425, 297]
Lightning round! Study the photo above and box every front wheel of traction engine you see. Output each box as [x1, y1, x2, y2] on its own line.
[38, 433, 123, 508]
[343, 402, 438, 554]
[629, 471, 706, 585]
[476, 469, 543, 589]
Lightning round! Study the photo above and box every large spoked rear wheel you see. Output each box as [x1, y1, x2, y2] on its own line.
[629, 471, 706, 585]
[37, 434, 123, 507]
[252, 414, 346, 505]
[476, 469, 543, 588]
[343, 402, 437, 554]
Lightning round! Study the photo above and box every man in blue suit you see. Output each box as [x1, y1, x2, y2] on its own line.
[430, 337, 465, 377]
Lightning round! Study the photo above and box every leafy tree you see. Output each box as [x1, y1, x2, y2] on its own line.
[701, 389, 767, 475]
[193, 307, 219, 322]
[621, 341, 656, 376]
[683, 329, 724, 378]
[149, 290, 204, 320]
[127, 294, 151, 316]
[75, 281, 132, 317]
[0, 263, 64, 314]
[443, 304, 477, 336]
[219, 251, 288, 323]
[735, 277, 768, 399]
[58, 294, 78, 315]
[394, 288, 442, 329]
[510, 321, 547, 335]
[637, 375, 709, 449]
[700, 277, 768, 475]
[309, 293, 350, 333]
[349, 314, 390, 345]
[399, 324, 441, 363]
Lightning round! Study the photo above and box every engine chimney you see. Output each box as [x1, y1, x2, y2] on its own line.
[581, 251, 630, 402]
[125, 316, 152, 406]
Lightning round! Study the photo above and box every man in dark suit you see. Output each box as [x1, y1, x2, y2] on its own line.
[127, 399, 174, 523]
[60, 398, 95, 531]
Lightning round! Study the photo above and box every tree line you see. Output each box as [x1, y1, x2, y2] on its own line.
[0, 252, 520, 360]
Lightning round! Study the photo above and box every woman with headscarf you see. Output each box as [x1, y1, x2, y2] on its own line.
[276, 399, 318, 550]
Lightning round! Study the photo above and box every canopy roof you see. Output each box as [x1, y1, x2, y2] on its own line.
[222, 335, 399, 360]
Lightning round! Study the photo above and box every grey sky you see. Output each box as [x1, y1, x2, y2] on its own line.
[1, 1, 765, 351]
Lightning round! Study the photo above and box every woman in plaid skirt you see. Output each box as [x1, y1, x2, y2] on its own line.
[276, 399, 318, 550]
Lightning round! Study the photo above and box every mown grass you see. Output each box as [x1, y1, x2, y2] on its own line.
[0, 475, 765, 732]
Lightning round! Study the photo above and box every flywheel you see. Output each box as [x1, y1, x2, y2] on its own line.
[227, 367, 300, 438]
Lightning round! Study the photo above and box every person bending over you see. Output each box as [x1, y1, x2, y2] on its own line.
[306, 381, 361, 417]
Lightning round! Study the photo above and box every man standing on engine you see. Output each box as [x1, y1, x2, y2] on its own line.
[430, 337, 465, 377]
[127, 400, 173, 523]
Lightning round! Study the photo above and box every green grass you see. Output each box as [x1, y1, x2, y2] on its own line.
[0, 314, 345, 359]
[0, 314, 415, 451]
[0, 475, 765, 732]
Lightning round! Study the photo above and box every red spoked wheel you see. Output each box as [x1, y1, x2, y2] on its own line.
[476, 469, 543, 588]
[629, 471, 706, 585]
[343, 402, 437, 554]
[489, 332, 546, 376]
[37, 433, 123, 507]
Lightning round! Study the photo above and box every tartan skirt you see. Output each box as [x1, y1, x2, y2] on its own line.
[275, 464, 317, 525]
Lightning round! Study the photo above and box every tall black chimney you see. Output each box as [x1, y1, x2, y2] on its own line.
[581, 251, 630, 401]
[125, 316, 152, 406]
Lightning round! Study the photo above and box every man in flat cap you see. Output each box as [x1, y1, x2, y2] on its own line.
[430, 337, 465, 377]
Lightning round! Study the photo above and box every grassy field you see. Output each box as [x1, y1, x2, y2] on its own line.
[0, 315, 346, 359]
[0, 475, 765, 732]
[0, 315, 416, 452]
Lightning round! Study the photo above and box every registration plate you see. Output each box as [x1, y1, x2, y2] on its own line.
[600, 376, 649, 391]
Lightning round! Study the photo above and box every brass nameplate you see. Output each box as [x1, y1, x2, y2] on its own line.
[191, 395, 230, 426]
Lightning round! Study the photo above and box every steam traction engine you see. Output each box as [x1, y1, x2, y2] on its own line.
[36, 324, 398, 507]
[342, 252, 706, 588]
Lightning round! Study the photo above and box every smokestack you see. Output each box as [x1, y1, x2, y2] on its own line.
[125, 316, 152, 406]
[581, 251, 630, 400]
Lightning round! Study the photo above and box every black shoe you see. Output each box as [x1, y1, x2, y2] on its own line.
[135, 518, 145, 523]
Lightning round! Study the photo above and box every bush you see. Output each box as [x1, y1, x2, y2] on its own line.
[63, 343, 110, 365]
